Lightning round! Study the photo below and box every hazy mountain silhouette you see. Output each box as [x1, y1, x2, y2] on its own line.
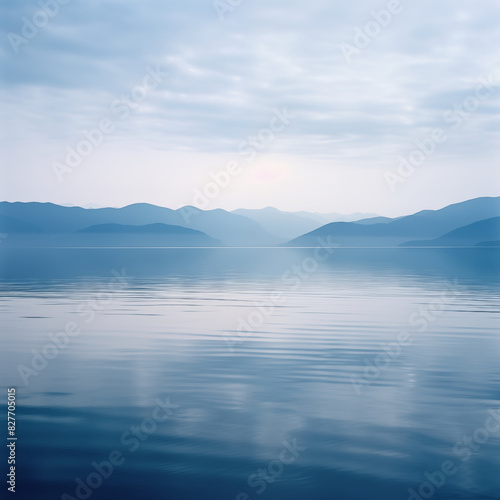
[289, 211, 378, 224]
[233, 207, 323, 240]
[354, 216, 398, 225]
[233, 207, 381, 240]
[77, 223, 200, 234]
[74, 223, 220, 247]
[401, 217, 500, 247]
[2, 197, 499, 248]
[179, 206, 280, 246]
[0, 202, 277, 246]
[314, 211, 379, 223]
[0, 222, 220, 247]
[285, 197, 500, 247]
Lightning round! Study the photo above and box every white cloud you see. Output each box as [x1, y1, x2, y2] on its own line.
[1, 0, 499, 214]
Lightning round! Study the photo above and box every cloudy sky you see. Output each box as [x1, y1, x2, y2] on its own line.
[1, 0, 499, 216]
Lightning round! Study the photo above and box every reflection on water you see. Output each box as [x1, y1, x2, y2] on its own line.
[0, 248, 499, 500]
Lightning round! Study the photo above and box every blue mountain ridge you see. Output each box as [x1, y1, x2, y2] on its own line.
[285, 197, 500, 247]
[1, 196, 499, 248]
[401, 217, 500, 247]
[0, 202, 275, 246]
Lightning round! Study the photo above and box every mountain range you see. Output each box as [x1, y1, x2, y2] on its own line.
[0, 197, 499, 248]
[401, 217, 500, 247]
[232, 208, 378, 240]
[286, 197, 500, 248]
[0, 202, 273, 246]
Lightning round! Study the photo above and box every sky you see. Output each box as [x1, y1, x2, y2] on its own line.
[0, 0, 499, 217]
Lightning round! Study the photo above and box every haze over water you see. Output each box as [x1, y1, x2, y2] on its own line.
[0, 247, 499, 500]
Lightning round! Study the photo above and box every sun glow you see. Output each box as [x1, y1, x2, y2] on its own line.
[250, 162, 290, 184]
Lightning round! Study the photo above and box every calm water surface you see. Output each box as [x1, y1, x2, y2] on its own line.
[0, 248, 499, 500]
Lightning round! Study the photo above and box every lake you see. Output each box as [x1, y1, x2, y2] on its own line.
[0, 248, 499, 500]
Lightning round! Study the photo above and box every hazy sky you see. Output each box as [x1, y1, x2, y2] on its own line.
[1, 0, 499, 216]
